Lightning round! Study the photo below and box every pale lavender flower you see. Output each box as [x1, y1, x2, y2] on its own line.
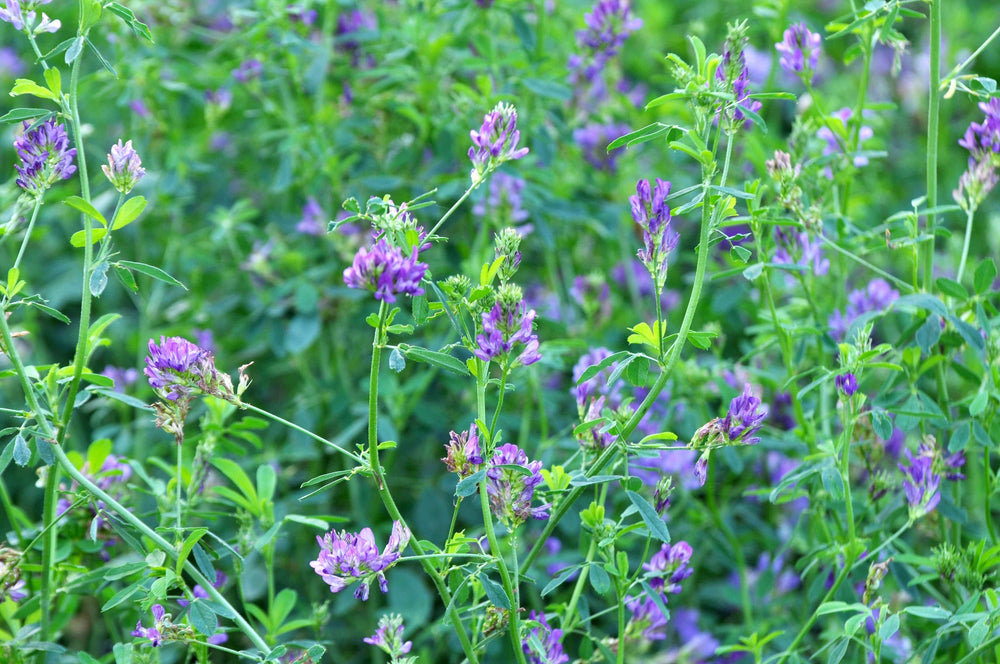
[775, 23, 821, 81]
[296, 196, 326, 236]
[205, 87, 232, 110]
[310, 521, 410, 600]
[468, 101, 530, 184]
[827, 278, 899, 340]
[474, 301, 540, 366]
[442, 425, 484, 479]
[13, 118, 77, 195]
[343, 238, 428, 303]
[130, 99, 150, 118]
[288, 6, 317, 25]
[773, 229, 829, 282]
[486, 443, 549, 528]
[523, 611, 569, 664]
[955, 99, 1000, 210]
[131, 604, 166, 646]
[0, 0, 59, 33]
[643, 541, 693, 594]
[631, 449, 701, 491]
[102, 365, 139, 392]
[818, 107, 874, 178]
[231, 58, 263, 83]
[573, 121, 630, 172]
[364, 614, 413, 658]
[671, 609, 720, 660]
[102, 139, 146, 194]
[612, 259, 681, 312]
[0, 46, 25, 77]
[6, 577, 27, 602]
[835, 372, 858, 397]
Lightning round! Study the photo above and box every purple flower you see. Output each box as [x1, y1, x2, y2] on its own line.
[722, 384, 769, 445]
[631, 448, 701, 491]
[577, 396, 617, 450]
[958, 98, 1000, 162]
[573, 122, 630, 172]
[643, 541, 693, 594]
[827, 278, 899, 341]
[101, 365, 139, 392]
[131, 604, 166, 646]
[0, 46, 25, 78]
[0, 0, 60, 33]
[57, 454, 132, 545]
[671, 609, 720, 660]
[835, 372, 858, 397]
[336, 9, 377, 65]
[6, 577, 27, 602]
[775, 23, 822, 81]
[523, 611, 569, 664]
[900, 449, 941, 516]
[469, 101, 530, 183]
[472, 171, 532, 234]
[773, 229, 829, 282]
[486, 443, 549, 528]
[474, 301, 540, 367]
[231, 58, 263, 83]
[955, 99, 1000, 210]
[343, 238, 428, 303]
[577, 0, 642, 54]
[144, 336, 215, 401]
[364, 614, 412, 658]
[205, 87, 233, 110]
[716, 45, 762, 130]
[296, 196, 326, 236]
[13, 118, 77, 195]
[817, 107, 874, 178]
[625, 593, 670, 641]
[178, 571, 227, 607]
[130, 99, 150, 118]
[102, 139, 146, 194]
[630, 178, 679, 279]
[442, 425, 484, 479]
[310, 521, 410, 600]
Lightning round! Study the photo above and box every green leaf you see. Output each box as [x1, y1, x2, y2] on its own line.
[211, 458, 259, 512]
[102, 579, 144, 611]
[188, 599, 219, 637]
[24, 299, 71, 324]
[175, 528, 210, 576]
[111, 196, 147, 230]
[974, 259, 997, 295]
[936, 277, 968, 301]
[11, 78, 58, 100]
[541, 564, 582, 597]
[893, 293, 948, 318]
[455, 469, 486, 497]
[878, 612, 900, 642]
[969, 391, 989, 417]
[114, 265, 138, 292]
[256, 463, 276, 505]
[43, 68, 61, 97]
[65, 36, 85, 64]
[115, 260, 186, 289]
[107, 2, 154, 41]
[478, 571, 511, 610]
[64, 197, 108, 224]
[626, 490, 670, 543]
[399, 345, 469, 375]
[948, 423, 971, 453]
[271, 588, 298, 627]
[742, 262, 764, 281]
[607, 123, 684, 151]
[90, 261, 109, 297]
[589, 563, 610, 594]
[70, 227, 108, 247]
[78, 652, 101, 664]
[903, 606, 950, 620]
[0, 107, 50, 124]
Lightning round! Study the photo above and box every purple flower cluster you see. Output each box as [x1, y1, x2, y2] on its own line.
[772, 229, 829, 282]
[442, 425, 484, 479]
[578, 396, 617, 450]
[0, 548, 27, 603]
[630, 178, 679, 280]
[827, 278, 899, 340]
[474, 301, 540, 367]
[722, 384, 769, 446]
[343, 238, 428, 303]
[644, 541, 694, 594]
[364, 613, 413, 659]
[899, 440, 965, 518]
[131, 604, 166, 646]
[472, 171, 531, 234]
[573, 121, 630, 172]
[231, 58, 263, 83]
[775, 23, 822, 82]
[13, 119, 77, 195]
[310, 521, 410, 601]
[523, 611, 569, 664]
[817, 108, 874, 178]
[336, 9, 377, 66]
[144, 336, 217, 402]
[625, 593, 670, 640]
[486, 443, 550, 528]
[102, 365, 139, 393]
[835, 372, 858, 397]
[296, 196, 326, 236]
[468, 102, 530, 184]
[0, 46, 25, 78]
[955, 98, 1000, 209]
[0, 0, 60, 33]
[716, 47, 762, 130]
[567, 0, 642, 107]
[102, 139, 146, 194]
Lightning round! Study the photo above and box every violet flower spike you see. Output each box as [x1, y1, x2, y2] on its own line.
[523, 610, 569, 664]
[835, 372, 858, 397]
[343, 238, 428, 303]
[721, 384, 768, 445]
[13, 118, 77, 196]
[131, 604, 166, 647]
[102, 139, 146, 194]
[468, 101, 529, 185]
[364, 614, 413, 659]
[144, 336, 214, 402]
[775, 22, 821, 82]
[486, 443, 550, 528]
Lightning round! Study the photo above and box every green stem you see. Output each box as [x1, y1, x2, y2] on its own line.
[776, 551, 857, 664]
[561, 534, 597, 633]
[941, 22, 1000, 88]
[985, 448, 997, 544]
[819, 236, 915, 292]
[367, 303, 480, 664]
[175, 440, 183, 541]
[616, 582, 626, 664]
[426, 183, 479, 241]
[242, 403, 363, 463]
[706, 455, 752, 626]
[11, 197, 43, 276]
[923, 0, 942, 292]
[955, 206, 976, 285]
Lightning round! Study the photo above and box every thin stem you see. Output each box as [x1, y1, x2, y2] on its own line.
[923, 0, 942, 292]
[242, 403, 363, 464]
[367, 303, 481, 664]
[955, 206, 976, 285]
[985, 448, 997, 544]
[561, 537, 597, 633]
[818, 236, 915, 292]
[706, 454, 752, 626]
[776, 551, 857, 664]
[426, 183, 479, 241]
[175, 440, 183, 540]
[941, 24, 1000, 89]
[11, 197, 43, 275]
